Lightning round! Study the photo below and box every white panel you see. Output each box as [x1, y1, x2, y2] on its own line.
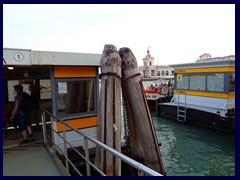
[3, 48, 101, 66]
[3, 48, 31, 65]
[174, 94, 228, 109]
[32, 50, 101, 66]
[54, 127, 97, 155]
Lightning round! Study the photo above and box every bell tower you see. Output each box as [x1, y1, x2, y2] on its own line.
[143, 46, 155, 66]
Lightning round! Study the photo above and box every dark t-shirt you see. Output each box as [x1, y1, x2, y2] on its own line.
[15, 93, 24, 114]
[30, 91, 40, 109]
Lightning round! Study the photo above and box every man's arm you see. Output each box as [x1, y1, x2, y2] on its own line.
[10, 100, 19, 120]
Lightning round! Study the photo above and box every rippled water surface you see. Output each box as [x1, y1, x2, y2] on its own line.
[152, 112, 235, 176]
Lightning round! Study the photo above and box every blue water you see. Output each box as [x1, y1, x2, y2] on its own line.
[152, 112, 235, 176]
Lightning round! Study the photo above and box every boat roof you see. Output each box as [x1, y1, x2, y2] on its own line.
[3, 47, 102, 66]
[169, 59, 235, 70]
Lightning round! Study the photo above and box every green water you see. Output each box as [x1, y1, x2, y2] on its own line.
[152, 112, 235, 176]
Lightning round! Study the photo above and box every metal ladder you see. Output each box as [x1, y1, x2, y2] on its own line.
[177, 93, 187, 122]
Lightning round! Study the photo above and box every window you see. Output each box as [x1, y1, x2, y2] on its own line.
[207, 73, 224, 92]
[7, 79, 35, 102]
[190, 75, 206, 91]
[229, 73, 235, 92]
[149, 62, 152, 66]
[176, 75, 189, 90]
[166, 71, 169, 76]
[56, 79, 95, 116]
[151, 70, 155, 76]
[162, 71, 165, 75]
[40, 79, 51, 99]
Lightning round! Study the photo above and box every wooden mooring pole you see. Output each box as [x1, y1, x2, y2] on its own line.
[119, 47, 166, 176]
[95, 44, 122, 176]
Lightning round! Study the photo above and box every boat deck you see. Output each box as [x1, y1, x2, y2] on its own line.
[3, 145, 62, 176]
[3, 128, 63, 176]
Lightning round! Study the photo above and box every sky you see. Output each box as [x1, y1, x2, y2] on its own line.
[3, 4, 235, 66]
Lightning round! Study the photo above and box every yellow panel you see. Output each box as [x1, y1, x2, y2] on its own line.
[54, 66, 97, 78]
[56, 116, 98, 132]
[174, 67, 235, 74]
[174, 90, 235, 99]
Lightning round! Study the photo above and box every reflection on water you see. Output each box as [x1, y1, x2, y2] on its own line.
[152, 112, 235, 176]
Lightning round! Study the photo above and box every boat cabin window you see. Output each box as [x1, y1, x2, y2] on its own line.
[206, 73, 224, 92]
[56, 79, 96, 116]
[190, 75, 206, 91]
[229, 73, 235, 92]
[176, 74, 189, 90]
[175, 72, 234, 93]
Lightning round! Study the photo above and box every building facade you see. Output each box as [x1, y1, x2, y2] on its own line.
[139, 49, 174, 77]
[196, 54, 235, 62]
[199, 53, 211, 61]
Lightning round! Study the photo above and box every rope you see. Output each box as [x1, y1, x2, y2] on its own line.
[124, 73, 141, 81]
[99, 72, 141, 81]
[99, 72, 121, 80]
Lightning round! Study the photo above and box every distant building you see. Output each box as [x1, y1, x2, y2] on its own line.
[199, 53, 211, 61]
[196, 54, 235, 62]
[139, 48, 174, 77]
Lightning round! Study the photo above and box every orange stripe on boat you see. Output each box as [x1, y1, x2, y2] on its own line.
[54, 66, 97, 78]
[174, 67, 235, 74]
[56, 116, 98, 132]
[174, 90, 235, 99]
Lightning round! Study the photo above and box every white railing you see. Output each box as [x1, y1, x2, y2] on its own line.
[41, 109, 163, 176]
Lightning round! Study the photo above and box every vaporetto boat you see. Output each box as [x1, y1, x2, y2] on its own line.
[157, 59, 235, 133]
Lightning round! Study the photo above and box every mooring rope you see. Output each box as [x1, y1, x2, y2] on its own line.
[124, 73, 141, 81]
[99, 72, 121, 80]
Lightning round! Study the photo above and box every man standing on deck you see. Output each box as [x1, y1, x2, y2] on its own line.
[10, 84, 35, 145]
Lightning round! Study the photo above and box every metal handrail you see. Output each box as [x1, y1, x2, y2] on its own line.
[41, 109, 163, 176]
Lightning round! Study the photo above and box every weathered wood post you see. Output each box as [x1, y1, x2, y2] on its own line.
[119, 47, 166, 176]
[95, 44, 122, 176]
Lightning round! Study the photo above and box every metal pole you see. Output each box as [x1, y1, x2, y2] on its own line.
[51, 117, 56, 155]
[84, 137, 91, 176]
[62, 123, 70, 175]
[156, 98, 158, 115]
[41, 111, 47, 144]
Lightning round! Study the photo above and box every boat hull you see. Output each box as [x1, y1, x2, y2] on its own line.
[157, 104, 235, 133]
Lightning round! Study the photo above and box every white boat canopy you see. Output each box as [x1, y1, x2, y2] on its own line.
[169, 59, 235, 70]
[3, 48, 102, 66]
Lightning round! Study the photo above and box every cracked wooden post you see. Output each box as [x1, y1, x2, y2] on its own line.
[95, 44, 122, 176]
[119, 47, 166, 176]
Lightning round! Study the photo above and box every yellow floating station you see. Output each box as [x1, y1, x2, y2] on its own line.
[157, 58, 235, 132]
[3, 48, 101, 150]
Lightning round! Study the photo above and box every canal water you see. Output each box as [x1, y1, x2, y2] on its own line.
[152, 112, 235, 176]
